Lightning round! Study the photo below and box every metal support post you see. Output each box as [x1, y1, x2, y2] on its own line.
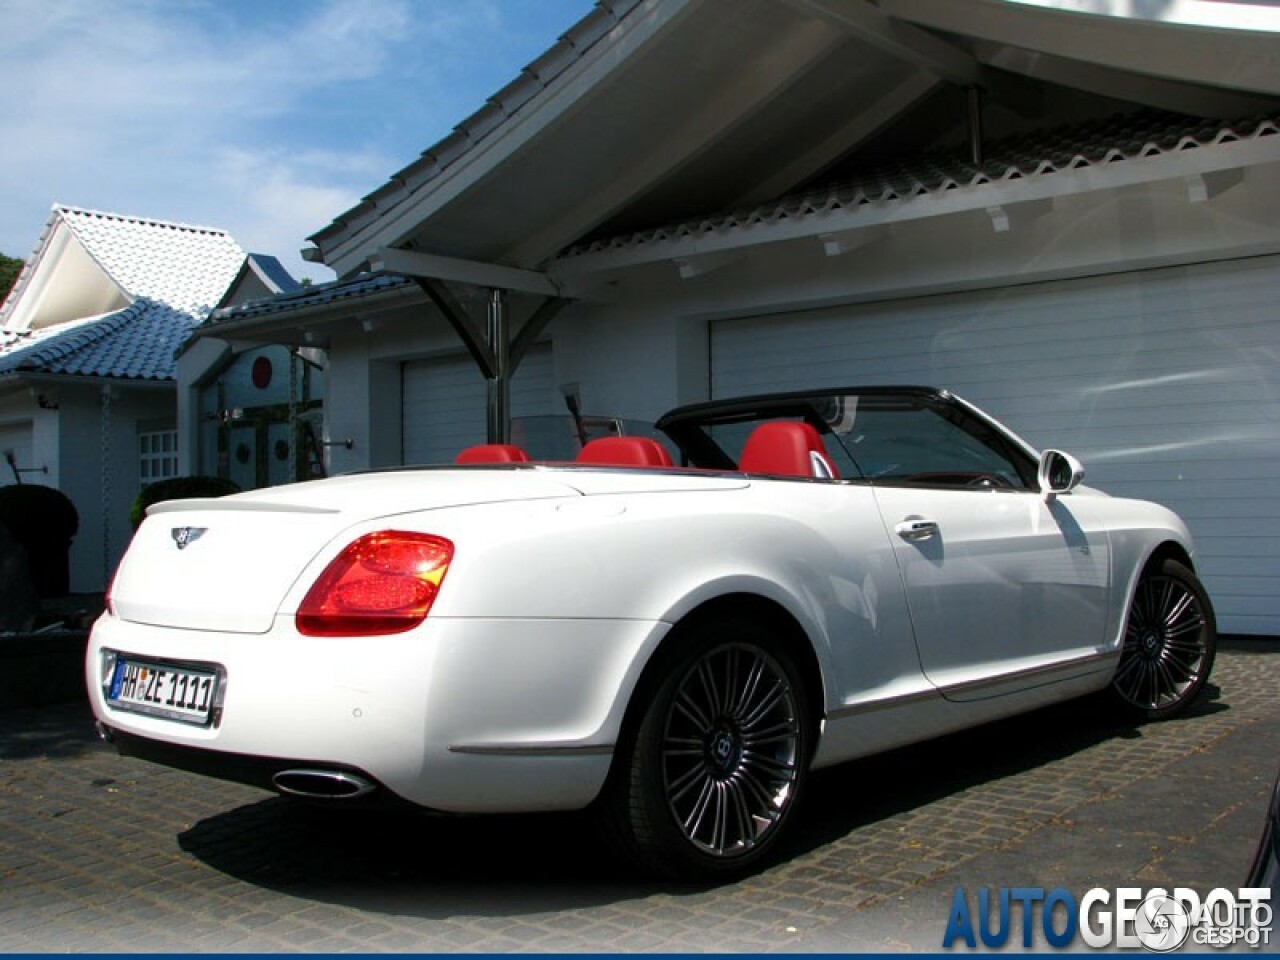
[486, 288, 510, 444]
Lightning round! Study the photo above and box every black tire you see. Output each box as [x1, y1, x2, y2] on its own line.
[606, 616, 813, 880]
[1109, 558, 1216, 721]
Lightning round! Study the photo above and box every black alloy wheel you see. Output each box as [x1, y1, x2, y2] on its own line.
[1111, 558, 1216, 721]
[609, 616, 813, 879]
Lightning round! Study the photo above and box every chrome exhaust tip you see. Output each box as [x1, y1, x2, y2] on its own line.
[272, 768, 376, 800]
[95, 721, 115, 743]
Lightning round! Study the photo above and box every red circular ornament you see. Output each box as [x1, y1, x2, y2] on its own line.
[251, 356, 273, 389]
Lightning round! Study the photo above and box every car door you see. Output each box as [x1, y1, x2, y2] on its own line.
[832, 395, 1111, 700]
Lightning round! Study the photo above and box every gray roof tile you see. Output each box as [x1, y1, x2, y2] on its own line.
[204, 272, 413, 326]
[0, 300, 197, 381]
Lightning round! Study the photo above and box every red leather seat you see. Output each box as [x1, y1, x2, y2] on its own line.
[455, 443, 530, 464]
[575, 436, 674, 468]
[738, 422, 839, 479]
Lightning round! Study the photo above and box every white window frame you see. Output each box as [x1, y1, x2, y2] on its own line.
[139, 429, 179, 486]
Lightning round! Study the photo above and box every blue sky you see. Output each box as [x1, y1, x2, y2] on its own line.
[0, 0, 596, 283]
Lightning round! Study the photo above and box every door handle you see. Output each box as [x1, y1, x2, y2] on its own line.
[895, 517, 939, 541]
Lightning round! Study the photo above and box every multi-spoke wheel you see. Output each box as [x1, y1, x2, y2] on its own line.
[607, 616, 813, 879]
[1110, 558, 1216, 721]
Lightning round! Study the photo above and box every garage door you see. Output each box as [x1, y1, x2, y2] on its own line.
[0, 422, 33, 487]
[711, 255, 1280, 636]
[402, 343, 555, 465]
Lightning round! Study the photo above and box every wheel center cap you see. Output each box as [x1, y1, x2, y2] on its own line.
[707, 727, 742, 775]
[1141, 630, 1162, 656]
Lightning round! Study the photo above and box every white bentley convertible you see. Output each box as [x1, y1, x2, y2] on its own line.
[87, 387, 1215, 878]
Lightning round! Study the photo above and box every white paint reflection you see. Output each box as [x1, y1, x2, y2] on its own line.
[1080, 368, 1236, 396]
[1084, 425, 1278, 462]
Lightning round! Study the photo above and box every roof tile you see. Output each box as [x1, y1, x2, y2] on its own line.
[0, 206, 248, 381]
[54, 206, 245, 314]
[563, 111, 1280, 257]
[0, 300, 198, 381]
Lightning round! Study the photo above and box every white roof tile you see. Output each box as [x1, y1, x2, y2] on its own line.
[0, 206, 249, 382]
[55, 206, 246, 313]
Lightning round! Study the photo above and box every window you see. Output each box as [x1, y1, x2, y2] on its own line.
[139, 429, 178, 486]
[827, 399, 1032, 489]
[663, 390, 1036, 489]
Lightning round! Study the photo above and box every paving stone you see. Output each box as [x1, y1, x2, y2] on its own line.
[1, 640, 1276, 952]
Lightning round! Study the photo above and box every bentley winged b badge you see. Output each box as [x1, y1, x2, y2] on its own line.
[171, 527, 208, 550]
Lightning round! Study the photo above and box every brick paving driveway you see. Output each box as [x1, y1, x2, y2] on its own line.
[1, 640, 1276, 952]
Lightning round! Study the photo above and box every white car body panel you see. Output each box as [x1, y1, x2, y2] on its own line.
[872, 484, 1113, 697]
[87, 388, 1206, 828]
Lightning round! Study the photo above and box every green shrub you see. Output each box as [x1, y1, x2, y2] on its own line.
[131, 475, 241, 530]
[0, 483, 79, 544]
[0, 484, 79, 597]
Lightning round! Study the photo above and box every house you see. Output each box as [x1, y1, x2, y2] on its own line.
[192, 0, 1280, 635]
[0, 205, 277, 593]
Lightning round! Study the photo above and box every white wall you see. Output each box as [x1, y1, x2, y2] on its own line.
[53, 383, 177, 593]
[176, 337, 232, 476]
[315, 163, 1280, 470]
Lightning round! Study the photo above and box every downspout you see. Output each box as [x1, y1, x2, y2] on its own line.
[100, 384, 112, 589]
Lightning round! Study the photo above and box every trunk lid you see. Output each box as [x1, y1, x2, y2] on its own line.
[110, 469, 582, 634]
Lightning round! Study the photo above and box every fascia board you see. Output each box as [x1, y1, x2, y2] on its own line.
[881, 0, 1280, 95]
[192, 284, 425, 342]
[1, 219, 72, 330]
[2, 370, 176, 391]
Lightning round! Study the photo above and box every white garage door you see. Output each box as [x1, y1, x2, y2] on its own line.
[402, 343, 555, 465]
[712, 255, 1280, 636]
[0, 422, 33, 487]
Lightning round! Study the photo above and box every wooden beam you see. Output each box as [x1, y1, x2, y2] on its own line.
[819, 225, 887, 257]
[675, 251, 741, 280]
[1185, 169, 1244, 204]
[510, 297, 568, 372]
[788, 0, 983, 87]
[416, 278, 497, 379]
[374, 247, 559, 298]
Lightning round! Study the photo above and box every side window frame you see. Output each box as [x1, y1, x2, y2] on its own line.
[824, 397, 1038, 491]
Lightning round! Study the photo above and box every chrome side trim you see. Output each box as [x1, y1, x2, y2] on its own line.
[826, 651, 1118, 720]
[937, 650, 1117, 700]
[827, 687, 941, 722]
[448, 742, 615, 757]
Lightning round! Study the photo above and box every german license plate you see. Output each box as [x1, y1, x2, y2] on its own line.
[108, 658, 218, 726]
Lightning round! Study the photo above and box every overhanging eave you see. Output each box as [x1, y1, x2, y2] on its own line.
[550, 132, 1280, 280]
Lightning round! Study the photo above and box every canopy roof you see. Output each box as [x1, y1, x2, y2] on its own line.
[305, 0, 1280, 280]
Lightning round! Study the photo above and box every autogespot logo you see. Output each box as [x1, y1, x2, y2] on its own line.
[942, 886, 1273, 951]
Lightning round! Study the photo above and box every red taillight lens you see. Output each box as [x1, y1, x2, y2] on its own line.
[296, 531, 453, 637]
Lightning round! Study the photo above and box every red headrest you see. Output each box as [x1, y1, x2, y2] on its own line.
[455, 443, 530, 465]
[575, 436, 674, 468]
[738, 421, 839, 479]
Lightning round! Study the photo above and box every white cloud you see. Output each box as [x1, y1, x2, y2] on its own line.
[0, 0, 592, 279]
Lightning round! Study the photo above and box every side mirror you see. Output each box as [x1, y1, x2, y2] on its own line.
[1038, 449, 1084, 501]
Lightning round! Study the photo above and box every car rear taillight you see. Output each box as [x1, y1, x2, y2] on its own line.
[296, 531, 454, 637]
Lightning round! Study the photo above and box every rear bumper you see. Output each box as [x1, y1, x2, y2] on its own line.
[87, 612, 668, 813]
[100, 723, 408, 808]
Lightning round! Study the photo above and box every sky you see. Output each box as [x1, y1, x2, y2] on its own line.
[0, 0, 596, 284]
